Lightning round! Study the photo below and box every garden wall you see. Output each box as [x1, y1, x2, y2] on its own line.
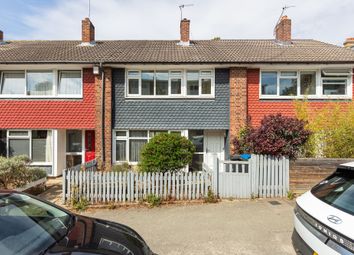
[290, 158, 353, 194]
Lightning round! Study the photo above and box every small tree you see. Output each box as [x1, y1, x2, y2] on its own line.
[139, 133, 195, 173]
[233, 114, 311, 159]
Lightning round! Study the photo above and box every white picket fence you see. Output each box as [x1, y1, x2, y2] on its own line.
[62, 170, 213, 204]
[217, 155, 289, 199]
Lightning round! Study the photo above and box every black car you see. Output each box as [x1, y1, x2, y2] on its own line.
[0, 190, 155, 255]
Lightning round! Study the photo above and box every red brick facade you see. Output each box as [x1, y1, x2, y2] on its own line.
[94, 68, 112, 169]
[247, 68, 354, 127]
[0, 68, 96, 129]
[229, 67, 247, 152]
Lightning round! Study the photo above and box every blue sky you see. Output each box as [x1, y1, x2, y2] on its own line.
[1, 0, 353, 46]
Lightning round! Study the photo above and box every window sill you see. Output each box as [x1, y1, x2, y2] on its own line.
[31, 162, 53, 166]
[0, 95, 83, 99]
[259, 95, 352, 100]
[125, 95, 215, 100]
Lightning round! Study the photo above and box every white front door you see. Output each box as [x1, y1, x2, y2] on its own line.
[204, 130, 225, 172]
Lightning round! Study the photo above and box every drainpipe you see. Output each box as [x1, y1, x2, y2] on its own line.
[100, 63, 105, 168]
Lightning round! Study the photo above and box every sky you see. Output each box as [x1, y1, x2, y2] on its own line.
[0, 0, 353, 46]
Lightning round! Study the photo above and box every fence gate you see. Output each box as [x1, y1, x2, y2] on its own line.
[214, 154, 289, 199]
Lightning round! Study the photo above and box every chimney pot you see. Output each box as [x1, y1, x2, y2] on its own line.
[343, 37, 354, 49]
[275, 16, 291, 43]
[180, 18, 190, 45]
[81, 18, 95, 45]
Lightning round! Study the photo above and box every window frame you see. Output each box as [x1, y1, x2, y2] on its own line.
[0, 69, 83, 99]
[259, 69, 352, 99]
[5, 129, 53, 165]
[125, 69, 215, 98]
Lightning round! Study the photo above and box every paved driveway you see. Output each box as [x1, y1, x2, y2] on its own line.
[83, 199, 296, 255]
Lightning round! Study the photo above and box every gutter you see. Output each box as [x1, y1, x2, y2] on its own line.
[100, 63, 105, 168]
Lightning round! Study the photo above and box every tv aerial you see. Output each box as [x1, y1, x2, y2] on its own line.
[179, 4, 194, 20]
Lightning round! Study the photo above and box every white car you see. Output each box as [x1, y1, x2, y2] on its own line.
[292, 162, 354, 255]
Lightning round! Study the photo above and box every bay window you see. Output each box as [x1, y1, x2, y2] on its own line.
[126, 69, 214, 97]
[0, 69, 82, 98]
[260, 69, 351, 98]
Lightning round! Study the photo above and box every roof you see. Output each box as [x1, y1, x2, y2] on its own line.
[1, 39, 354, 64]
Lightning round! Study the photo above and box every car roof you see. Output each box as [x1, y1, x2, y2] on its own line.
[339, 161, 354, 170]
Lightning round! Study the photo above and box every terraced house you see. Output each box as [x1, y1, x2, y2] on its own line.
[0, 16, 353, 176]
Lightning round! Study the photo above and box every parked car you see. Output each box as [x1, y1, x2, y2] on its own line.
[292, 162, 354, 255]
[0, 190, 155, 255]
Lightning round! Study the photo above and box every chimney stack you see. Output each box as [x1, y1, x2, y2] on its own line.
[343, 38, 354, 49]
[81, 18, 95, 45]
[180, 18, 190, 45]
[275, 16, 291, 43]
[0, 30, 3, 43]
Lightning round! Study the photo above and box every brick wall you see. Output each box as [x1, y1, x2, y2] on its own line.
[247, 68, 354, 126]
[229, 67, 247, 153]
[95, 68, 112, 169]
[290, 158, 353, 194]
[0, 68, 96, 129]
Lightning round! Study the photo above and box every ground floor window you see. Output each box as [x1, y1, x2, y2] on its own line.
[114, 130, 182, 163]
[66, 130, 83, 168]
[0, 129, 53, 163]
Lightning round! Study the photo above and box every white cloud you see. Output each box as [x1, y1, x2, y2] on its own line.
[19, 0, 354, 45]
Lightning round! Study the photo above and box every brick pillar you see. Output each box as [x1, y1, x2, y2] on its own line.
[82, 18, 95, 44]
[95, 67, 112, 170]
[275, 16, 291, 43]
[229, 67, 248, 154]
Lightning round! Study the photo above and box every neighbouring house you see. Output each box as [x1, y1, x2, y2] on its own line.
[0, 16, 353, 176]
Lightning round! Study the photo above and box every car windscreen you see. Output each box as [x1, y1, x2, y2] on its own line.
[0, 193, 71, 255]
[311, 168, 354, 216]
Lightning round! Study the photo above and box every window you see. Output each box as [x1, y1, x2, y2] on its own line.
[0, 71, 25, 95]
[300, 71, 316, 95]
[279, 71, 297, 96]
[32, 130, 52, 162]
[8, 131, 30, 157]
[126, 70, 214, 97]
[66, 130, 82, 168]
[188, 130, 204, 171]
[27, 71, 53, 96]
[0, 130, 6, 157]
[260, 69, 351, 98]
[0, 69, 82, 98]
[261, 72, 277, 95]
[58, 71, 82, 96]
[321, 70, 348, 95]
[114, 130, 183, 163]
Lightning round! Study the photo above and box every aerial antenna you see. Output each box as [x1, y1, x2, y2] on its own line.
[179, 4, 194, 20]
[273, 5, 295, 36]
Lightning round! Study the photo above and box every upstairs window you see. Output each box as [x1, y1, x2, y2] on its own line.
[0, 70, 82, 98]
[260, 69, 351, 98]
[126, 69, 214, 98]
[0, 71, 26, 95]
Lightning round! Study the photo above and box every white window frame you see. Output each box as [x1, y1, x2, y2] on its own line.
[113, 130, 187, 164]
[5, 129, 54, 166]
[0, 69, 83, 99]
[125, 69, 215, 99]
[259, 69, 352, 99]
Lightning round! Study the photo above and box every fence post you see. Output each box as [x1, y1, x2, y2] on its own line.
[212, 153, 219, 198]
[62, 169, 66, 204]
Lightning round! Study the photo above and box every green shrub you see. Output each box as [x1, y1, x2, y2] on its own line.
[146, 194, 162, 207]
[111, 162, 132, 172]
[72, 197, 89, 211]
[29, 168, 47, 182]
[0, 155, 32, 189]
[295, 100, 354, 158]
[139, 133, 195, 173]
[204, 188, 218, 203]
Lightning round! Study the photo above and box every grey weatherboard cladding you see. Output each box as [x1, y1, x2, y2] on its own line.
[112, 68, 230, 130]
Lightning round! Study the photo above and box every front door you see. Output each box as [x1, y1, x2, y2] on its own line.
[204, 130, 225, 172]
[85, 130, 95, 162]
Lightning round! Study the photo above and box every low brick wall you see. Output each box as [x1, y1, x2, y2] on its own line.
[290, 158, 353, 194]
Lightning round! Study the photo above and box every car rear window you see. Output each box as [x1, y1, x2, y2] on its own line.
[311, 168, 354, 216]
